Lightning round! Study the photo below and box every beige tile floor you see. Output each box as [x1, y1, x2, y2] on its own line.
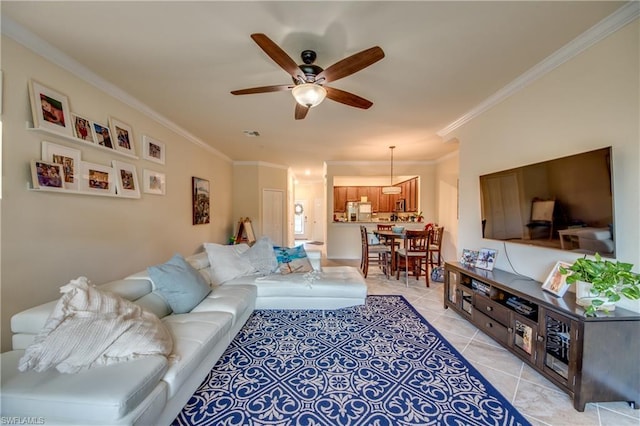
[322, 256, 640, 426]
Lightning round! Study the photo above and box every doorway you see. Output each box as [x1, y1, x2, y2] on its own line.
[262, 189, 285, 246]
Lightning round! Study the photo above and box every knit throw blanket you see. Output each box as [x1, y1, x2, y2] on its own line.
[19, 277, 173, 374]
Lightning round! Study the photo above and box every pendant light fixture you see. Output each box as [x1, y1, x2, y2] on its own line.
[382, 146, 402, 195]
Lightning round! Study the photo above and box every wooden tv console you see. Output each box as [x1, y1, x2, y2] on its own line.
[444, 262, 640, 411]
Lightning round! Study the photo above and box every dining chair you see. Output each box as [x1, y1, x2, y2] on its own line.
[360, 225, 391, 278]
[396, 228, 430, 287]
[428, 226, 444, 269]
[376, 223, 400, 250]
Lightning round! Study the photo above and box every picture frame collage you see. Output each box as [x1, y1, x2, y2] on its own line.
[460, 247, 498, 271]
[28, 79, 167, 197]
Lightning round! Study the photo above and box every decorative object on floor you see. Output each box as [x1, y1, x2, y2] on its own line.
[192, 176, 210, 225]
[142, 134, 166, 165]
[174, 296, 531, 426]
[475, 247, 497, 271]
[28, 79, 73, 136]
[560, 253, 640, 315]
[541, 261, 572, 297]
[142, 169, 165, 195]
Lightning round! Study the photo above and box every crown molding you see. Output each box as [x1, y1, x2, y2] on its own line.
[233, 161, 289, 170]
[325, 160, 436, 167]
[437, 1, 640, 138]
[1, 15, 231, 162]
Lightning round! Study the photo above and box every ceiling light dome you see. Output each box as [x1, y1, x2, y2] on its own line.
[292, 83, 327, 108]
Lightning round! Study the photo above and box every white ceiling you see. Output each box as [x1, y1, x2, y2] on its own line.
[1, 1, 627, 182]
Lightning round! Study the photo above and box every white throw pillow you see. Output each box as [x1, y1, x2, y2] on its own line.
[204, 243, 256, 284]
[18, 277, 173, 374]
[241, 237, 279, 275]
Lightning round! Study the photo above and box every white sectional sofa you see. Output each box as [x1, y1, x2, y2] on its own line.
[0, 246, 367, 426]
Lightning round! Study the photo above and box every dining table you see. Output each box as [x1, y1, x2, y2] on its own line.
[373, 229, 406, 273]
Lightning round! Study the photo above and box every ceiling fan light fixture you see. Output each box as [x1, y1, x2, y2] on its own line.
[292, 83, 327, 108]
[382, 145, 402, 195]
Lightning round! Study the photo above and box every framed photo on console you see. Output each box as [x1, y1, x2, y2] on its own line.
[542, 261, 572, 297]
[475, 248, 497, 271]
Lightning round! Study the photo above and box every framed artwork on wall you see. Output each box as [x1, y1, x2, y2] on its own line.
[109, 117, 136, 156]
[192, 176, 210, 225]
[31, 159, 65, 190]
[92, 122, 114, 149]
[41, 141, 81, 191]
[142, 135, 165, 165]
[112, 160, 140, 198]
[71, 113, 96, 143]
[28, 79, 73, 136]
[542, 261, 572, 297]
[143, 169, 166, 195]
[80, 161, 115, 194]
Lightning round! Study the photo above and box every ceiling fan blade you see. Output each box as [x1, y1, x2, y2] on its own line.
[325, 87, 373, 109]
[231, 84, 294, 95]
[316, 46, 384, 83]
[250, 33, 305, 81]
[295, 103, 310, 120]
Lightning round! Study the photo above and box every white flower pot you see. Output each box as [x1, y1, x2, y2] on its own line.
[575, 280, 617, 311]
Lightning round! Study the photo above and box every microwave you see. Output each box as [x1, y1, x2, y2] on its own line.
[395, 199, 405, 212]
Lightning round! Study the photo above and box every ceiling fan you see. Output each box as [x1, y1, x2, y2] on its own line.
[231, 33, 385, 120]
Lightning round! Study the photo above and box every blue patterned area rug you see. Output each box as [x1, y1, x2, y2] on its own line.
[173, 295, 530, 426]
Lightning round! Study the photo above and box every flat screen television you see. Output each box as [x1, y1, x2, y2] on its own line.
[479, 147, 614, 257]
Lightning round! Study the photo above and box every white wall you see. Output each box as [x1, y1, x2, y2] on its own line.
[449, 20, 640, 312]
[0, 37, 234, 351]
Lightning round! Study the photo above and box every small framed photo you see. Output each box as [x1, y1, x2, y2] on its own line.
[28, 79, 73, 136]
[92, 122, 114, 149]
[192, 176, 210, 225]
[109, 117, 136, 155]
[460, 249, 479, 266]
[112, 160, 140, 198]
[475, 248, 497, 271]
[31, 160, 65, 190]
[142, 135, 165, 165]
[80, 161, 115, 194]
[41, 141, 81, 191]
[71, 113, 96, 143]
[143, 169, 166, 195]
[542, 261, 572, 297]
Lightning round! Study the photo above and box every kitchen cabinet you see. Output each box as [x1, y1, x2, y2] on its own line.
[333, 187, 347, 212]
[444, 262, 640, 412]
[333, 178, 418, 213]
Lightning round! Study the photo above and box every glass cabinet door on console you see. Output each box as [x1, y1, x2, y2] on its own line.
[539, 308, 579, 390]
[510, 314, 538, 364]
[444, 268, 473, 317]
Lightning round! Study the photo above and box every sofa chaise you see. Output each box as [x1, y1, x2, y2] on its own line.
[0, 243, 367, 425]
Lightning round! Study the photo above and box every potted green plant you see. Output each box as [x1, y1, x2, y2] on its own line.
[559, 253, 640, 315]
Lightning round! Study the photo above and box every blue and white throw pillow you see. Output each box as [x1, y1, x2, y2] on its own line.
[273, 245, 314, 275]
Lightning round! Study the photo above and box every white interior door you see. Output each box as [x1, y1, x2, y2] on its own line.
[294, 200, 308, 239]
[312, 197, 324, 242]
[262, 189, 285, 246]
